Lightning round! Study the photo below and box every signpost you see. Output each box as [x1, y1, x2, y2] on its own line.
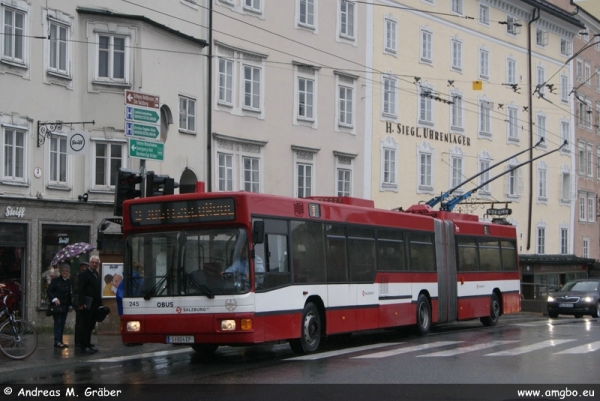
[129, 139, 164, 161]
[125, 122, 160, 140]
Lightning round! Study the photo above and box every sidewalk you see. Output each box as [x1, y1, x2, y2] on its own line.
[0, 333, 177, 373]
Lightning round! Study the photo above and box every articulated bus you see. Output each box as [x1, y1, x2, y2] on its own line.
[119, 187, 520, 355]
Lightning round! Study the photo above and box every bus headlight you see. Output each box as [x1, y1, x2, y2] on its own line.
[126, 321, 141, 332]
[221, 320, 236, 331]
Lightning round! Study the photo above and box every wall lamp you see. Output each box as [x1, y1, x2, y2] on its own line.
[78, 193, 88, 202]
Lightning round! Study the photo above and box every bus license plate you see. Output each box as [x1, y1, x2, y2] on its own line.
[558, 303, 573, 308]
[167, 335, 194, 344]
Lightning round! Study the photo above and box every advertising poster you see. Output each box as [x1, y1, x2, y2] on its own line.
[101, 263, 123, 298]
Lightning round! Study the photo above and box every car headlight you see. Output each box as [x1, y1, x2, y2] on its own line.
[583, 296, 594, 303]
[547, 296, 555, 302]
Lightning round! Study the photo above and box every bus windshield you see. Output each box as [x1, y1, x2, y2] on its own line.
[124, 228, 252, 298]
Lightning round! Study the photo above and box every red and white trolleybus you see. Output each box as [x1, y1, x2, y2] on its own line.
[119, 186, 520, 355]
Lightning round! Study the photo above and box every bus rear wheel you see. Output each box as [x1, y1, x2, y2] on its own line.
[480, 293, 500, 327]
[191, 344, 218, 357]
[289, 302, 321, 354]
[416, 294, 431, 336]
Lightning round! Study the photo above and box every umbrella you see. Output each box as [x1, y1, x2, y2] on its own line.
[51, 242, 95, 266]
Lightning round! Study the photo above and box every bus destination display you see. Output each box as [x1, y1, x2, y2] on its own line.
[130, 198, 235, 226]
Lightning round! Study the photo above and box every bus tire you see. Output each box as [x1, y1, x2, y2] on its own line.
[416, 294, 431, 336]
[289, 302, 321, 354]
[480, 293, 500, 327]
[191, 344, 218, 357]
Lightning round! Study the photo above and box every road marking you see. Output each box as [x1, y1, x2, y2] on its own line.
[91, 348, 191, 363]
[352, 341, 463, 359]
[555, 341, 600, 354]
[287, 343, 402, 361]
[485, 339, 576, 356]
[417, 340, 519, 357]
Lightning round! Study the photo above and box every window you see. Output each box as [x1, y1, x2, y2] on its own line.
[479, 99, 492, 136]
[218, 58, 233, 105]
[560, 228, 568, 254]
[383, 76, 396, 117]
[450, 92, 463, 130]
[419, 84, 433, 125]
[97, 34, 127, 82]
[537, 66, 545, 96]
[576, 60, 583, 82]
[243, 65, 261, 111]
[537, 162, 547, 201]
[506, 16, 519, 35]
[562, 171, 571, 202]
[179, 96, 196, 133]
[450, 152, 463, 191]
[597, 147, 600, 179]
[298, 77, 315, 120]
[579, 193, 586, 221]
[418, 143, 433, 190]
[337, 168, 351, 196]
[508, 106, 519, 141]
[218, 153, 233, 191]
[244, 0, 261, 13]
[578, 141, 586, 175]
[536, 114, 546, 144]
[451, 38, 462, 71]
[507, 58, 516, 85]
[451, 0, 463, 14]
[587, 144, 593, 176]
[297, 163, 313, 198]
[298, 0, 315, 27]
[49, 135, 67, 184]
[561, 121, 570, 153]
[2, 127, 25, 182]
[292, 221, 326, 284]
[48, 21, 68, 75]
[583, 237, 589, 258]
[585, 62, 591, 85]
[561, 38, 572, 56]
[478, 154, 491, 194]
[479, 4, 489, 25]
[420, 28, 432, 63]
[536, 28, 547, 47]
[339, 0, 355, 39]
[588, 195, 595, 222]
[381, 137, 398, 191]
[560, 74, 569, 103]
[537, 226, 545, 254]
[384, 17, 397, 54]
[338, 85, 353, 127]
[243, 156, 260, 192]
[2, 6, 25, 63]
[94, 142, 124, 188]
[597, 70, 600, 92]
[479, 48, 489, 79]
[506, 161, 522, 198]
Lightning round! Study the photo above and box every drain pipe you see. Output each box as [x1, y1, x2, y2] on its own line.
[206, 0, 213, 192]
[527, 7, 540, 251]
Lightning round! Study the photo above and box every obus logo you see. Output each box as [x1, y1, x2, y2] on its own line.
[362, 290, 374, 297]
[157, 301, 173, 308]
[69, 133, 86, 152]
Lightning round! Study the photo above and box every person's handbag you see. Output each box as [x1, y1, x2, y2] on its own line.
[95, 306, 110, 322]
[46, 304, 64, 316]
[45, 304, 53, 316]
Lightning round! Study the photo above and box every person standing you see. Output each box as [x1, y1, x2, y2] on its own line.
[72, 261, 89, 348]
[46, 264, 72, 348]
[78, 255, 102, 354]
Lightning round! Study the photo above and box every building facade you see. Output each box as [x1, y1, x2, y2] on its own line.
[0, 0, 208, 324]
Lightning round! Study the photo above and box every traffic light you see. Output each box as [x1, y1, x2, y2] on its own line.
[146, 171, 179, 197]
[114, 168, 143, 216]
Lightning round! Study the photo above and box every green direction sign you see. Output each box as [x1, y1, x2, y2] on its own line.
[125, 106, 160, 124]
[125, 122, 160, 140]
[129, 138, 164, 161]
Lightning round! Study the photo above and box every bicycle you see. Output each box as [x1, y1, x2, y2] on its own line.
[0, 285, 38, 360]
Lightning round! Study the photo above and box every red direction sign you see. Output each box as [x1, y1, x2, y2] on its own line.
[125, 90, 160, 109]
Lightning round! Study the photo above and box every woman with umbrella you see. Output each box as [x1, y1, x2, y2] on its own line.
[47, 264, 73, 348]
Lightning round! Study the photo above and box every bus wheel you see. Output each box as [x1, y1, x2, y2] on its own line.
[416, 294, 431, 336]
[480, 293, 500, 327]
[191, 344, 218, 357]
[289, 302, 321, 354]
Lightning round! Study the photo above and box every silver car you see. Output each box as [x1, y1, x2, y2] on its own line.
[547, 279, 600, 318]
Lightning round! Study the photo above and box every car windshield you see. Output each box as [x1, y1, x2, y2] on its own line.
[123, 228, 253, 298]
[561, 281, 599, 292]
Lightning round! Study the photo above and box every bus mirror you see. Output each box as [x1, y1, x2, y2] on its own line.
[252, 221, 265, 244]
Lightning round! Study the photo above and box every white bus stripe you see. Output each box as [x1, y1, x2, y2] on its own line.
[287, 343, 402, 361]
[555, 341, 600, 354]
[352, 341, 463, 359]
[417, 340, 519, 357]
[485, 339, 576, 356]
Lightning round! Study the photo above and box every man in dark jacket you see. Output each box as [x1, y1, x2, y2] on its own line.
[78, 255, 102, 354]
[72, 261, 89, 348]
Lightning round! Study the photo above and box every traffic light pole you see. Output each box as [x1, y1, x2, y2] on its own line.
[140, 159, 147, 198]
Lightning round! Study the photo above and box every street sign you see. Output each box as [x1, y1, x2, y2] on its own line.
[129, 138, 164, 161]
[125, 90, 160, 109]
[125, 122, 161, 140]
[125, 106, 160, 125]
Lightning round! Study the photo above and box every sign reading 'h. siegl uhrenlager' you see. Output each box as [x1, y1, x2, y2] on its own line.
[386, 122, 471, 146]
